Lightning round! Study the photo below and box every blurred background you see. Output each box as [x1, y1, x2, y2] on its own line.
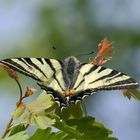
[0, 0, 140, 140]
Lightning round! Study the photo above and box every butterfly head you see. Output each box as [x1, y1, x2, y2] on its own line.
[64, 56, 80, 67]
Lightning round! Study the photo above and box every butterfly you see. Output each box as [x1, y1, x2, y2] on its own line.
[0, 56, 139, 109]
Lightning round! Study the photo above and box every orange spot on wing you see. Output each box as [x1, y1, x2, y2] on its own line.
[63, 90, 76, 96]
[63, 92, 68, 97]
[69, 90, 76, 95]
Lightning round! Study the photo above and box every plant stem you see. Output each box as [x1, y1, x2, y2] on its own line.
[1, 118, 13, 139]
[1, 80, 24, 139]
[16, 80, 23, 105]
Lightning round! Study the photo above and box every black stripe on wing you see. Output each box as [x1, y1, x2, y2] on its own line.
[36, 58, 44, 64]
[23, 58, 48, 79]
[98, 66, 106, 73]
[0, 58, 41, 81]
[89, 70, 122, 84]
[45, 59, 65, 91]
[89, 67, 139, 90]
[98, 77, 139, 90]
[83, 65, 99, 76]
[74, 79, 85, 90]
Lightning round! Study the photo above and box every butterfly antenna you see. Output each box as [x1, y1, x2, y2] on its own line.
[75, 51, 94, 57]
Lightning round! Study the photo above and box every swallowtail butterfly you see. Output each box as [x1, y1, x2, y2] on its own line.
[0, 56, 139, 109]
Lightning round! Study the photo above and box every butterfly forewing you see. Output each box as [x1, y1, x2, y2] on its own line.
[79, 64, 139, 91]
[0, 58, 68, 108]
[0, 58, 62, 82]
[46, 70, 66, 93]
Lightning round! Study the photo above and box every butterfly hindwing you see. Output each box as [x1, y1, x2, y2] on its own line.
[38, 84, 67, 108]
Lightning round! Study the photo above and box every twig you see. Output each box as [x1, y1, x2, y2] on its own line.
[9, 121, 30, 131]
[1, 80, 24, 138]
[1, 118, 13, 139]
[16, 80, 23, 106]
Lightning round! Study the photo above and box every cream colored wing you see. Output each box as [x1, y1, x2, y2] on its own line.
[0, 58, 62, 82]
[78, 64, 139, 91]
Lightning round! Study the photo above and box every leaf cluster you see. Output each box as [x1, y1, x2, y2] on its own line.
[2, 91, 118, 140]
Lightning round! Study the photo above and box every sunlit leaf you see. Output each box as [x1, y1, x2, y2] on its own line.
[3, 131, 28, 140]
[12, 104, 26, 120]
[29, 115, 55, 129]
[26, 91, 54, 113]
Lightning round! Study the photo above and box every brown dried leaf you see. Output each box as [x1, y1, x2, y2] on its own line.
[0, 64, 18, 81]
[25, 87, 37, 97]
[123, 89, 140, 100]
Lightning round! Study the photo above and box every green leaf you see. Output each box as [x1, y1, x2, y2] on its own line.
[29, 115, 55, 129]
[123, 89, 140, 100]
[28, 128, 52, 140]
[66, 116, 118, 140]
[3, 131, 28, 140]
[52, 131, 71, 140]
[9, 124, 26, 136]
[30, 116, 118, 140]
[53, 119, 82, 139]
[28, 128, 74, 140]
[12, 104, 26, 120]
[26, 91, 54, 113]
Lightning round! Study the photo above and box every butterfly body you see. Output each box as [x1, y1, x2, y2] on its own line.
[0, 56, 139, 109]
[38, 56, 91, 108]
